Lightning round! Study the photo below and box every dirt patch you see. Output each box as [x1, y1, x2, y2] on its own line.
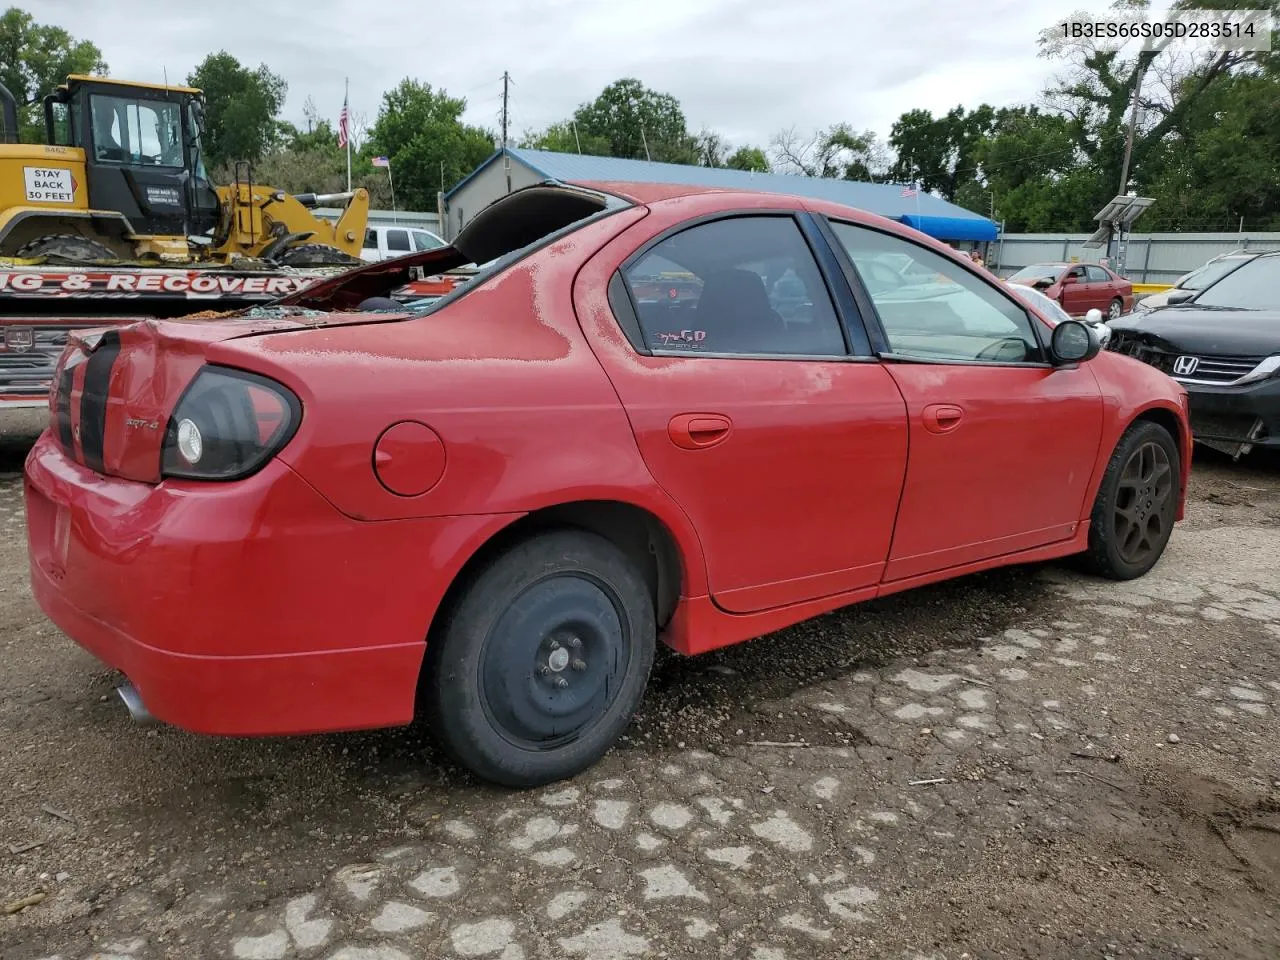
[1, 441, 1278, 960]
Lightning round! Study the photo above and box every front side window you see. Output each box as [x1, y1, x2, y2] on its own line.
[90, 95, 183, 167]
[622, 216, 847, 357]
[829, 221, 1043, 364]
[364, 229, 377, 248]
[385, 229, 411, 252]
[1183, 256, 1250, 291]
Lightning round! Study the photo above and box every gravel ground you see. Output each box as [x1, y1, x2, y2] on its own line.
[1, 426, 1278, 960]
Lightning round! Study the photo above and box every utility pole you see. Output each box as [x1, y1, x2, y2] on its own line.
[640, 125, 651, 162]
[500, 71, 510, 150]
[1112, 60, 1147, 275]
[1117, 65, 1145, 197]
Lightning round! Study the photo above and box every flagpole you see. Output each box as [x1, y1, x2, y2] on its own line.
[344, 77, 351, 192]
[387, 161, 397, 222]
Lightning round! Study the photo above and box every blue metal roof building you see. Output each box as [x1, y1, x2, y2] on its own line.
[442, 147, 997, 243]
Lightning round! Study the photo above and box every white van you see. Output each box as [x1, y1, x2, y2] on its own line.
[360, 225, 447, 262]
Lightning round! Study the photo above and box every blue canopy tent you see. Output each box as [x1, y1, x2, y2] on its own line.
[444, 148, 998, 243]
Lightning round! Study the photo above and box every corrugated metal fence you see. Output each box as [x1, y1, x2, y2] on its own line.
[990, 232, 1280, 284]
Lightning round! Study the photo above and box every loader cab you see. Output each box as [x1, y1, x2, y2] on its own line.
[43, 76, 220, 238]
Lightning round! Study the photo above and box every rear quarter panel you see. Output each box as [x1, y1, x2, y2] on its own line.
[210, 205, 712, 594]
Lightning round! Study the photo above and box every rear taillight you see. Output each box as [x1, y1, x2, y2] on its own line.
[161, 366, 301, 480]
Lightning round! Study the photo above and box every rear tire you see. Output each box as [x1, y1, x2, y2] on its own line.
[276, 243, 362, 268]
[1108, 297, 1124, 320]
[424, 530, 656, 787]
[14, 234, 120, 262]
[1082, 420, 1180, 580]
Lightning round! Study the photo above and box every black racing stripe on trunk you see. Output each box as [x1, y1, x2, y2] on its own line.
[54, 365, 75, 451]
[79, 332, 121, 473]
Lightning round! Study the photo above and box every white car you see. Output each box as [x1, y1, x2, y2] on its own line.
[360, 225, 447, 262]
[1005, 280, 1110, 347]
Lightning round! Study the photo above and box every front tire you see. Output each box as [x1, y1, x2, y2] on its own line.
[1082, 421, 1180, 580]
[424, 530, 656, 787]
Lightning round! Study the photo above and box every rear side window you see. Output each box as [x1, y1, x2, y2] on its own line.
[829, 221, 1043, 364]
[363, 229, 377, 248]
[1085, 265, 1110, 282]
[622, 216, 846, 357]
[385, 229, 411, 252]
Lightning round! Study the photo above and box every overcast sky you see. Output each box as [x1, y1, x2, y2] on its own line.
[43, 0, 1132, 150]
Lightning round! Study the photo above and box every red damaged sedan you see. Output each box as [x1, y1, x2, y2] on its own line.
[25, 183, 1191, 786]
[1007, 261, 1134, 320]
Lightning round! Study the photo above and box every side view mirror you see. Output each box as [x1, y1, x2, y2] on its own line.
[1085, 308, 1104, 324]
[1051, 319, 1101, 365]
[1166, 289, 1195, 305]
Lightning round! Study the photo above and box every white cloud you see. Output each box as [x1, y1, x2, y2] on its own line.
[41, 0, 1128, 150]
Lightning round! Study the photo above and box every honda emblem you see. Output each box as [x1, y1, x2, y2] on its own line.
[1172, 355, 1200, 376]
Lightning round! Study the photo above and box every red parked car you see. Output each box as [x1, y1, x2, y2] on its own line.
[1007, 261, 1134, 320]
[25, 183, 1191, 787]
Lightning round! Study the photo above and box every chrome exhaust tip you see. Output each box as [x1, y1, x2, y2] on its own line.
[116, 682, 154, 725]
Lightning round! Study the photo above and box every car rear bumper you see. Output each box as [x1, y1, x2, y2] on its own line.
[1183, 377, 1280, 449]
[24, 432, 516, 735]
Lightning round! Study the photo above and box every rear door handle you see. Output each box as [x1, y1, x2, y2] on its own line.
[668, 413, 732, 449]
[922, 403, 963, 434]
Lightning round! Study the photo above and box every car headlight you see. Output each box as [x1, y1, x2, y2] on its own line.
[161, 366, 301, 480]
[1236, 355, 1280, 386]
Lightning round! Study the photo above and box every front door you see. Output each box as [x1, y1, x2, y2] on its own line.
[824, 219, 1104, 581]
[575, 210, 909, 613]
[1059, 264, 1091, 316]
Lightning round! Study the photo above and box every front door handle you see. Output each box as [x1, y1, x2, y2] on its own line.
[668, 413, 732, 450]
[922, 403, 964, 434]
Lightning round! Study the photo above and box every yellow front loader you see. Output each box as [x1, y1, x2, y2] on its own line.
[0, 74, 368, 268]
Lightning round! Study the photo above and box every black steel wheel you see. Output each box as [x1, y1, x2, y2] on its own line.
[425, 530, 655, 787]
[1084, 420, 1180, 579]
[14, 234, 120, 262]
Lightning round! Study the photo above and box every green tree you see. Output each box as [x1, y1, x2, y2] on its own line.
[369, 78, 494, 210]
[519, 119, 610, 155]
[255, 118, 393, 206]
[188, 52, 287, 169]
[726, 146, 769, 172]
[772, 124, 888, 181]
[0, 6, 106, 142]
[889, 105, 995, 201]
[572, 78, 697, 163]
[1141, 51, 1280, 229]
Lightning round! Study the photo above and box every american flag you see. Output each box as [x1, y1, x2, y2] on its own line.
[371, 156, 390, 168]
[337, 95, 350, 149]
[901, 185, 918, 198]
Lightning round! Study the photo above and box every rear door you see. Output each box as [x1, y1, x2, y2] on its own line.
[823, 219, 1104, 581]
[1085, 265, 1113, 312]
[575, 207, 909, 614]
